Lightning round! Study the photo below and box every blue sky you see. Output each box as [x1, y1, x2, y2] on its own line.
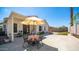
[0, 7, 79, 27]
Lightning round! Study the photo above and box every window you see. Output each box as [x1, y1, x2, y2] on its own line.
[39, 26, 42, 31]
[3, 25, 7, 33]
[14, 23, 17, 33]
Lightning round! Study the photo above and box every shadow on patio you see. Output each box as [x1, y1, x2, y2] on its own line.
[27, 43, 58, 51]
[0, 37, 58, 51]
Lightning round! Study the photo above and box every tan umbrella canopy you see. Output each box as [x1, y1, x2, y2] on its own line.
[22, 17, 45, 25]
[21, 17, 45, 33]
[22, 19, 45, 25]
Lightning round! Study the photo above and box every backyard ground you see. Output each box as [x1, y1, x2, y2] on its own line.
[0, 37, 58, 51]
[0, 33, 79, 51]
[43, 34, 79, 51]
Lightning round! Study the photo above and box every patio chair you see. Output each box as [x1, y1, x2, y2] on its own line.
[16, 32, 23, 37]
[0, 37, 4, 44]
[23, 34, 29, 48]
[0, 36, 11, 45]
[24, 38, 43, 51]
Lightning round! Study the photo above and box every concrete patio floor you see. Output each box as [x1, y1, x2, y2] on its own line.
[0, 37, 58, 51]
[0, 37, 25, 51]
[42, 34, 79, 51]
[0, 34, 79, 51]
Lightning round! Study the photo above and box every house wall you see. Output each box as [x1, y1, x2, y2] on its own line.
[36, 25, 39, 33]
[76, 24, 79, 35]
[6, 16, 49, 37]
[43, 24, 49, 32]
[6, 18, 12, 37]
[6, 18, 49, 36]
[6, 17, 23, 37]
[38, 23, 48, 33]
[70, 26, 74, 34]
[13, 17, 23, 34]
[70, 23, 79, 35]
[41, 24, 48, 32]
[35, 24, 48, 33]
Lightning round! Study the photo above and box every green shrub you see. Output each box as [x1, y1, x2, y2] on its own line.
[0, 28, 2, 32]
[57, 32, 69, 35]
[37, 31, 44, 35]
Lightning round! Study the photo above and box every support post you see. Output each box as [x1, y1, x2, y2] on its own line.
[11, 17, 14, 42]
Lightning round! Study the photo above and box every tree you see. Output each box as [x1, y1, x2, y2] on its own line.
[74, 13, 79, 23]
[70, 7, 74, 26]
[49, 26, 68, 32]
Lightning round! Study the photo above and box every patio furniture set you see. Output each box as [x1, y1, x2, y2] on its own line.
[0, 32, 11, 45]
[23, 34, 44, 51]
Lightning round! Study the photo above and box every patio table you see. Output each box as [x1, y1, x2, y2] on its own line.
[23, 35, 43, 50]
[28, 35, 40, 42]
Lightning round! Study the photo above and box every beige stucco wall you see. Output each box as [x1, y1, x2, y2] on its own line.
[6, 17, 23, 37]
[44, 24, 48, 32]
[6, 18, 48, 36]
[36, 25, 39, 33]
[70, 24, 79, 35]
[6, 16, 49, 37]
[34, 24, 48, 34]
[6, 18, 12, 37]
[43, 24, 49, 32]
[13, 18, 23, 33]
[70, 26, 74, 34]
[77, 24, 79, 35]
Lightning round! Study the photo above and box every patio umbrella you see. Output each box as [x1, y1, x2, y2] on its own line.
[22, 20, 45, 25]
[22, 17, 45, 33]
[22, 17, 45, 25]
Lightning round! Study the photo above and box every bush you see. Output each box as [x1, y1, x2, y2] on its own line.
[37, 31, 45, 35]
[57, 32, 69, 35]
[49, 26, 68, 32]
[0, 28, 2, 32]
